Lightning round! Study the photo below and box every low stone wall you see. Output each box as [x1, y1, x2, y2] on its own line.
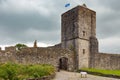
[93, 53, 120, 70]
[0, 47, 75, 71]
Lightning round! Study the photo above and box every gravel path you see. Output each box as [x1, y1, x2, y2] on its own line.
[53, 70, 120, 80]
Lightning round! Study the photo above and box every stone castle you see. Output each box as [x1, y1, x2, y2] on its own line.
[0, 5, 120, 71]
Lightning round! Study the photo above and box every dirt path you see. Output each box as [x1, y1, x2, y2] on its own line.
[53, 70, 120, 80]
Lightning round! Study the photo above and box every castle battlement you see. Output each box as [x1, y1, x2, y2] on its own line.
[5, 46, 16, 52]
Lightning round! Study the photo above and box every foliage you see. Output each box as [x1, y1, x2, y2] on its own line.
[80, 68, 120, 77]
[69, 45, 74, 51]
[15, 43, 27, 51]
[0, 62, 19, 80]
[0, 63, 55, 80]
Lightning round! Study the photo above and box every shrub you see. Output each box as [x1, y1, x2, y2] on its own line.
[0, 63, 55, 80]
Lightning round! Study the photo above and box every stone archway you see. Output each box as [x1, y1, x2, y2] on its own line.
[59, 57, 68, 70]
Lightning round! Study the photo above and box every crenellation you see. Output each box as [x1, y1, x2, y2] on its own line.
[5, 46, 16, 52]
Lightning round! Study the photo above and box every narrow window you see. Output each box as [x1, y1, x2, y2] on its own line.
[83, 49, 85, 54]
[83, 31, 85, 36]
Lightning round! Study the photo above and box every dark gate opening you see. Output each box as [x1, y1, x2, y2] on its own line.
[59, 57, 68, 70]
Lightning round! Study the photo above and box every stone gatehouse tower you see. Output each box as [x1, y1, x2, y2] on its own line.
[61, 5, 98, 69]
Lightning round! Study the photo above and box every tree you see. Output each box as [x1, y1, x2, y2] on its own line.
[15, 43, 27, 51]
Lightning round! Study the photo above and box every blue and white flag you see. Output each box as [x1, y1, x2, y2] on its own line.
[65, 3, 70, 7]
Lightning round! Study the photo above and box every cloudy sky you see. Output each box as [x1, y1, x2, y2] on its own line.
[0, 0, 120, 53]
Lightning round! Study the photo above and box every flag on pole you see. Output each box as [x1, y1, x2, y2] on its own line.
[65, 3, 70, 7]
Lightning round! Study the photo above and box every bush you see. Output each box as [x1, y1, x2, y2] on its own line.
[0, 63, 55, 80]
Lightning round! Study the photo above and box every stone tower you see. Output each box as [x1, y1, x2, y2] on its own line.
[33, 40, 37, 48]
[61, 5, 98, 69]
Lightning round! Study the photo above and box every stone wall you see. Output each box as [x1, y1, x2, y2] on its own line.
[89, 36, 99, 68]
[61, 5, 96, 69]
[78, 39, 89, 68]
[89, 36, 120, 70]
[93, 53, 120, 70]
[0, 47, 75, 71]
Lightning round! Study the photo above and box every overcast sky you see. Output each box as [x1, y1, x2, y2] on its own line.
[0, 0, 120, 53]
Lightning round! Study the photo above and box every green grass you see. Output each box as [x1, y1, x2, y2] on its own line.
[0, 62, 55, 80]
[79, 68, 120, 78]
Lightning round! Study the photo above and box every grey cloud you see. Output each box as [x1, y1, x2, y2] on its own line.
[97, 0, 120, 11]
[0, 4, 61, 44]
[97, 13, 120, 39]
[0, 0, 65, 45]
[0, 12, 59, 30]
[0, 0, 120, 53]
[93, 0, 120, 39]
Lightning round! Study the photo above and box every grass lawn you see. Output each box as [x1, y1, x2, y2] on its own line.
[79, 68, 120, 78]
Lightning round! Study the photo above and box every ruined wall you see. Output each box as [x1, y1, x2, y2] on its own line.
[0, 47, 75, 71]
[89, 36, 120, 70]
[89, 37, 120, 70]
[93, 53, 120, 70]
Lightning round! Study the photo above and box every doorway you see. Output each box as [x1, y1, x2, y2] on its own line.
[59, 57, 68, 70]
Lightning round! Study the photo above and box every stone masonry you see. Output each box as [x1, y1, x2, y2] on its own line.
[61, 5, 97, 69]
[0, 47, 75, 71]
[0, 5, 120, 70]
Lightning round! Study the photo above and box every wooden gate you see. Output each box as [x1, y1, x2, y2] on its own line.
[59, 57, 68, 70]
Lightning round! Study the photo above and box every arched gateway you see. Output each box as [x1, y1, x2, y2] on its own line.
[59, 57, 68, 70]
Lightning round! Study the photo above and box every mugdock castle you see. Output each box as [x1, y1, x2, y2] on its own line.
[0, 5, 120, 71]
